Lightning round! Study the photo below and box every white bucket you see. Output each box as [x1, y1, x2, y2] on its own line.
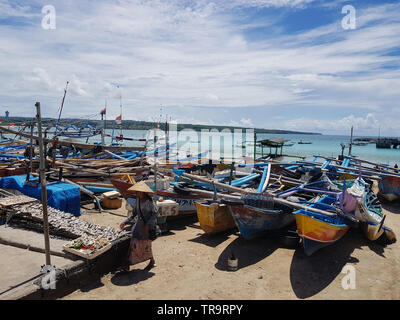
[227, 258, 238, 271]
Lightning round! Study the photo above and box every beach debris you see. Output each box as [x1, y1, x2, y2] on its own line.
[227, 252, 238, 271]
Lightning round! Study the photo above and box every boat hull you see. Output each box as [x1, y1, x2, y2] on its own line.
[378, 176, 400, 202]
[195, 201, 236, 234]
[111, 178, 203, 215]
[294, 212, 349, 256]
[228, 204, 294, 240]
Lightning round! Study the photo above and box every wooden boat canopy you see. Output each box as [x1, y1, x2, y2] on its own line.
[259, 138, 289, 147]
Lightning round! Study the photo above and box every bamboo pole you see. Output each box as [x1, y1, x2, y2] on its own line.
[182, 179, 337, 217]
[0, 125, 145, 152]
[181, 173, 252, 194]
[35, 102, 51, 266]
[310, 157, 397, 179]
[349, 126, 353, 156]
[343, 155, 397, 170]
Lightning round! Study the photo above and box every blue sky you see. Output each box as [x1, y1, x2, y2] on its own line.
[0, 0, 399, 135]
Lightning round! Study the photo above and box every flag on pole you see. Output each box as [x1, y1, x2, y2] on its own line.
[115, 115, 122, 124]
[100, 108, 106, 115]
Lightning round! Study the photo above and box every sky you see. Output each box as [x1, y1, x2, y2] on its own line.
[0, 0, 399, 136]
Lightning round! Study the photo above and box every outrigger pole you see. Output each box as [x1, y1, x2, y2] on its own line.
[119, 87, 123, 137]
[56, 81, 69, 127]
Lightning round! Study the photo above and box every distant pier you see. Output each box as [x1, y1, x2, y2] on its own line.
[376, 138, 400, 149]
[354, 137, 400, 149]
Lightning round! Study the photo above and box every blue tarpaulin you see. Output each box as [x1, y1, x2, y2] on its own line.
[0, 175, 81, 216]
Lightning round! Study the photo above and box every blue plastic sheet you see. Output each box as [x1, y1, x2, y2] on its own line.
[0, 175, 81, 216]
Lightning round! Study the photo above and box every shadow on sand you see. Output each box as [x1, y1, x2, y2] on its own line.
[79, 279, 105, 292]
[290, 228, 391, 299]
[214, 232, 282, 271]
[167, 214, 198, 231]
[188, 229, 239, 248]
[381, 200, 400, 214]
[111, 269, 155, 286]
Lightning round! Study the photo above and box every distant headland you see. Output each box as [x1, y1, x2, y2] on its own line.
[0, 116, 322, 135]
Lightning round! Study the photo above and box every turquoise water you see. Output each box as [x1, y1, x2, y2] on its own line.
[12, 127, 400, 166]
[97, 129, 400, 166]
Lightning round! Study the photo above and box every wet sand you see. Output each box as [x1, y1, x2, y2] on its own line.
[62, 196, 400, 300]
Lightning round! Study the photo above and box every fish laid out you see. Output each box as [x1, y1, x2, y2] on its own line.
[9, 202, 126, 241]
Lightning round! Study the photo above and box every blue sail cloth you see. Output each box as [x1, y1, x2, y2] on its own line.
[0, 175, 81, 216]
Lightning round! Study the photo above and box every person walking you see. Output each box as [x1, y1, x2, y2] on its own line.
[119, 181, 158, 271]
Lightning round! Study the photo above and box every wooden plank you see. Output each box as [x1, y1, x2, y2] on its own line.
[0, 195, 38, 208]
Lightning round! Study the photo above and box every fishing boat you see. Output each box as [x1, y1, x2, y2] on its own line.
[111, 176, 204, 216]
[0, 125, 144, 153]
[298, 140, 312, 144]
[378, 176, 400, 202]
[222, 194, 294, 240]
[49, 123, 102, 139]
[284, 143, 295, 147]
[293, 195, 350, 256]
[344, 178, 396, 242]
[195, 200, 236, 234]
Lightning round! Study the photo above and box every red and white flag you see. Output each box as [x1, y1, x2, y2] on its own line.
[115, 115, 122, 124]
[100, 108, 106, 115]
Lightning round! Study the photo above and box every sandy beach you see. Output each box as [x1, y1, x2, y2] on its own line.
[62, 195, 400, 300]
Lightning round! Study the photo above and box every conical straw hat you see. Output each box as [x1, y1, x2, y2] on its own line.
[128, 181, 154, 194]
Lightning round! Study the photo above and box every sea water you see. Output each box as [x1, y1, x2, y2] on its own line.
[99, 129, 400, 166]
[13, 127, 399, 166]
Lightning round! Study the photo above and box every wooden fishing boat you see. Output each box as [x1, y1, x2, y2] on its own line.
[195, 200, 236, 234]
[294, 195, 350, 256]
[111, 176, 204, 215]
[0, 125, 145, 153]
[222, 195, 294, 240]
[378, 176, 400, 202]
[354, 181, 396, 243]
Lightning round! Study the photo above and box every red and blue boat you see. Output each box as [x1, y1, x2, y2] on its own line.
[293, 195, 350, 256]
[378, 176, 400, 202]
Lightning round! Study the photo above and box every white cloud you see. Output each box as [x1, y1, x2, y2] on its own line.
[0, 1, 35, 19]
[0, 0, 399, 134]
[284, 113, 382, 134]
[240, 118, 254, 127]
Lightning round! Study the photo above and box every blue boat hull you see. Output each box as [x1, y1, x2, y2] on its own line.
[228, 204, 294, 239]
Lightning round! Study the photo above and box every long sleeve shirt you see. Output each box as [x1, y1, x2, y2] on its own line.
[124, 198, 158, 240]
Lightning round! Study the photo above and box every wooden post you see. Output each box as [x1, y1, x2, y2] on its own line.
[228, 162, 235, 186]
[253, 131, 257, 160]
[26, 119, 34, 182]
[349, 126, 353, 156]
[35, 102, 51, 266]
[165, 115, 169, 162]
[154, 127, 158, 199]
